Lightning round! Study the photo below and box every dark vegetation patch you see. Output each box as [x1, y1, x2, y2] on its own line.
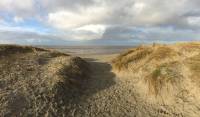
[146, 62, 181, 95]
[0, 45, 48, 57]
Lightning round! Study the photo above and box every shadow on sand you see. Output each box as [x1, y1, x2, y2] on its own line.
[60, 57, 116, 115]
[82, 58, 116, 95]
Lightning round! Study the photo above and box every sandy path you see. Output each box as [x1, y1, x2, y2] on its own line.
[67, 53, 194, 117]
[67, 54, 141, 117]
[65, 54, 181, 117]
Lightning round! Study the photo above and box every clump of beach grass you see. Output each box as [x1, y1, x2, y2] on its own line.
[112, 42, 200, 97]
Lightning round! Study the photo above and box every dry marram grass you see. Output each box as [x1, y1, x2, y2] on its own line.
[112, 42, 200, 116]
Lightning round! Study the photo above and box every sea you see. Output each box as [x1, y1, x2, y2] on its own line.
[40, 46, 135, 55]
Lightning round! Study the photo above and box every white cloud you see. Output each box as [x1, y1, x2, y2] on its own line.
[70, 24, 106, 40]
[188, 16, 200, 26]
[14, 16, 24, 23]
[48, 5, 108, 29]
[75, 24, 106, 34]
[0, 39, 12, 44]
[133, 2, 146, 14]
[0, 0, 35, 17]
[45, 0, 200, 30]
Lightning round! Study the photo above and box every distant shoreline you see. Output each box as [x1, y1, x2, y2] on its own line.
[40, 45, 135, 55]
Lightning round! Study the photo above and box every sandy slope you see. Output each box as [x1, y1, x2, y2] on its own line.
[0, 45, 90, 116]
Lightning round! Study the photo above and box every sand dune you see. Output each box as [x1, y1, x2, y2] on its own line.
[112, 42, 200, 116]
[0, 45, 90, 116]
[0, 43, 200, 117]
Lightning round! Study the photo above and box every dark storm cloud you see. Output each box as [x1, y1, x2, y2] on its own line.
[101, 26, 200, 41]
[101, 26, 135, 40]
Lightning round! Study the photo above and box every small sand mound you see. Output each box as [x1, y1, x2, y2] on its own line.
[0, 45, 47, 55]
[0, 45, 90, 116]
[112, 42, 200, 116]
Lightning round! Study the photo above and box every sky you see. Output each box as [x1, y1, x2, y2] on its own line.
[0, 0, 200, 45]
